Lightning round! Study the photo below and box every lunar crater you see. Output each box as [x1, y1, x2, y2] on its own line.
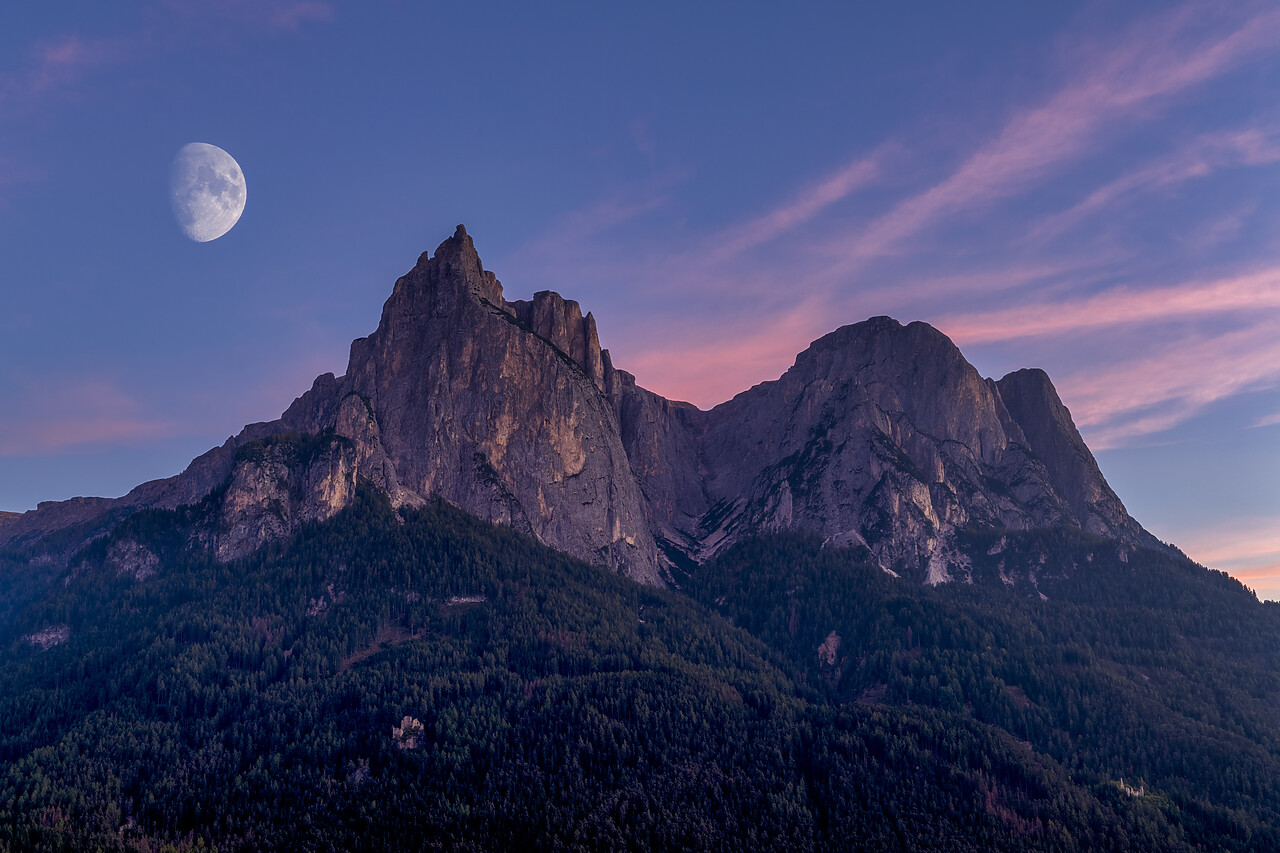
[171, 142, 247, 243]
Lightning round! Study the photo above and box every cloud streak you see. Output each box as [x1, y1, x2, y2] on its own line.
[448, 1, 1280, 448]
[0, 33, 128, 107]
[1030, 128, 1280, 241]
[0, 379, 174, 457]
[622, 296, 829, 407]
[939, 266, 1280, 345]
[703, 147, 886, 263]
[0, 1, 336, 190]
[162, 0, 336, 33]
[1172, 519, 1280, 600]
[824, 4, 1280, 269]
[1059, 319, 1280, 447]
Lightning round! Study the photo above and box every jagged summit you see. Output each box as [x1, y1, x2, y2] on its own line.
[3, 227, 1163, 586]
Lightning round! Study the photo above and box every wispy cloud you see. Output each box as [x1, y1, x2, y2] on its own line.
[1184, 524, 1280, 568]
[1228, 563, 1280, 602]
[0, 33, 128, 107]
[1171, 518, 1280, 599]
[623, 296, 830, 407]
[824, 4, 1280, 269]
[162, 0, 336, 33]
[1231, 564, 1280, 581]
[939, 266, 1280, 345]
[1030, 128, 1280, 240]
[505, 1, 1280, 436]
[1252, 411, 1280, 429]
[1058, 319, 1280, 447]
[0, 379, 174, 456]
[0, 1, 335, 191]
[703, 147, 888, 263]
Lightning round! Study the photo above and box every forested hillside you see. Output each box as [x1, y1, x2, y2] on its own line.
[1, 488, 1277, 851]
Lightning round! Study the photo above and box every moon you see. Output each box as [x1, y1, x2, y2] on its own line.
[170, 142, 247, 242]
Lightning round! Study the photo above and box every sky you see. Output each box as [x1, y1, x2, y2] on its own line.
[2, 2, 1278, 599]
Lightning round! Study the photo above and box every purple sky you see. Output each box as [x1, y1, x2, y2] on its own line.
[2, 2, 1278, 598]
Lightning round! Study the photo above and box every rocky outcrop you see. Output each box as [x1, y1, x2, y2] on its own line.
[334, 226, 664, 585]
[995, 369, 1158, 548]
[214, 434, 358, 562]
[106, 539, 161, 581]
[609, 374, 710, 566]
[0, 496, 118, 550]
[2, 227, 1163, 588]
[597, 314, 1157, 582]
[508, 291, 610, 391]
[672, 318, 1084, 581]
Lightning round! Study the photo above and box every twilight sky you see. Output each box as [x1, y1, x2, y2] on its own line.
[2, 2, 1278, 598]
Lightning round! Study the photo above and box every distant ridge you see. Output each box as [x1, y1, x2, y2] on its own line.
[1, 226, 1168, 585]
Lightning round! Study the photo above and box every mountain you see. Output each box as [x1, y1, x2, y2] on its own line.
[3, 227, 1280, 851]
[0, 225, 1164, 588]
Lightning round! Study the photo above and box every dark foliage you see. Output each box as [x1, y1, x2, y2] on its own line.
[0, 489, 1276, 850]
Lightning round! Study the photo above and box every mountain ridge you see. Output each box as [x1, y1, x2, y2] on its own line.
[1, 226, 1167, 585]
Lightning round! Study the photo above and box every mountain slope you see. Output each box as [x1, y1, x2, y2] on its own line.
[2, 488, 1260, 852]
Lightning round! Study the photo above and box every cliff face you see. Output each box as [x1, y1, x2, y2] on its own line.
[631, 318, 1147, 583]
[2, 227, 1162, 586]
[330, 227, 664, 585]
[994, 369, 1159, 548]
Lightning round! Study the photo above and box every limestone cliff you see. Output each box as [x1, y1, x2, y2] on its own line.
[331, 226, 664, 585]
[2, 227, 1163, 588]
[995, 368, 1160, 548]
[648, 318, 1127, 582]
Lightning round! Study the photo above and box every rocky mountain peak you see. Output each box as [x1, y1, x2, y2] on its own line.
[792, 316, 1009, 466]
[508, 291, 611, 391]
[393, 223, 506, 315]
[995, 368, 1152, 545]
[334, 229, 665, 583]
[2, 227, 1165, 588]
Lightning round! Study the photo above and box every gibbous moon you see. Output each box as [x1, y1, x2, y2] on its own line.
[170, 142, 247, 242]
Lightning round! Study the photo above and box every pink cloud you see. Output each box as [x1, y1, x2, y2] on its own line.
[621, 296, 831, 408]
[939, 266, 1280, 345]
[1183, 525, 1280, 568]
[704, 147, 887, 263]
[923, 264, 1280, 448]
[825, 4, 1280, 269]
[1252, 411, 1280, 429]
[1030, 128, 1280, 240]
[507, 4, 1280, 320]
[264, 1, 334, 30]
[1232, 564, 1280, 602]
[1232, 564, 1280, 581]
[1170, 519, 1280, 600]
[1, 2, 335, 108]
[500, 1, 1280, 431]
[0, 33, 128, 105]
[1058, 319, 1280, 447]
[161, 0, 335, 32]
[0, 379, 174, 456]
[0, 2, 336, 202]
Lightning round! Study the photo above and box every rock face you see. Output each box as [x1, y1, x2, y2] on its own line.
[1, 227, 1165, 586]
[214, 434, 359, 562]
[632, 318, 1161, 583]
[332, 226, 663, 584]
[995, 369, 1153, 545]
